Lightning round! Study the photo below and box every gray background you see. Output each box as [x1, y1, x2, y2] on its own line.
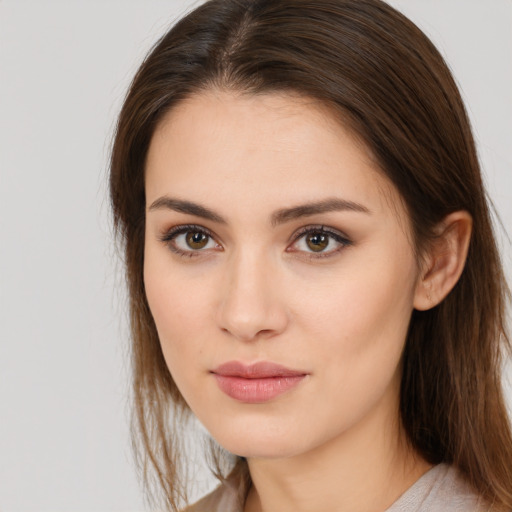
[1, 1, 510, 510]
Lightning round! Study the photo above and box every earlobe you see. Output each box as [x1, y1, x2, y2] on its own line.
[413, 211, 472, 311]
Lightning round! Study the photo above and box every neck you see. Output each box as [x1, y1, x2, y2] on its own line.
[244, 394, 431, 512]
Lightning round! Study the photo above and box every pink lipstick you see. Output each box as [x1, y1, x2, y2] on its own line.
[211, 361, 307, 403]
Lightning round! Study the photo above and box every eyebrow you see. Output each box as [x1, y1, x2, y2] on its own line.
[270, 198, 371, 226]
[148, 197, 227, 224]
[148, 196, 371, 225]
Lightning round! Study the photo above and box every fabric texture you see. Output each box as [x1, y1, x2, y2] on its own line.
[185, 463, 487, 512]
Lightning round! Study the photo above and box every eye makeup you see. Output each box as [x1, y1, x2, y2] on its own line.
[158, 223, 353, 260]
[287, 224, 353, 260]
[158, 224, 221, 258]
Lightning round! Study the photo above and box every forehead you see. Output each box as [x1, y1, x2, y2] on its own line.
[145, 90, 405, 222]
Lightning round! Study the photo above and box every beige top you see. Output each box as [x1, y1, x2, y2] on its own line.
[186, 463, 487, 512]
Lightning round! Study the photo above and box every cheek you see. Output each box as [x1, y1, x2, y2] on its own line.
[146, 278, 209, 351]
[145, 280, 209, 412]
[143, 248, 212, 383]
[293, 249, 417, 398]
[144, 238, 213, 330]
[273, 266, 415, 451]
[296, 251, 417, 346]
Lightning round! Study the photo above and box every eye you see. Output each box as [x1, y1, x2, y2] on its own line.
[288, 226, 351, 257]
[160, 224, 221, 256]
[303, 232, 330, 252]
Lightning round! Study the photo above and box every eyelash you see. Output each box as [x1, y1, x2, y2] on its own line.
[159, 224, 219, 258]
[159, 224, 352, 260]
[288, 225, 352, 260]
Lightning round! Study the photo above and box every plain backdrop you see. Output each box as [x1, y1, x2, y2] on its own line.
[0, 1, 511, 511]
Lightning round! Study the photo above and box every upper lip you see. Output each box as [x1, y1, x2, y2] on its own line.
[211, 361, 307, 379]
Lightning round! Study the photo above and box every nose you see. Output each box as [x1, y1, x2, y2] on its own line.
[216, 250, 289, 342]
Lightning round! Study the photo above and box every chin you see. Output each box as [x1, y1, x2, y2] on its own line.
[205, 419, 313, 460]
[224, 438, 304, 459]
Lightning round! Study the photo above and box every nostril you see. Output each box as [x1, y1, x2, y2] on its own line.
[220, 325, 280, 342]
[216, 271, 289, 341]
[256, 329, 274, 338]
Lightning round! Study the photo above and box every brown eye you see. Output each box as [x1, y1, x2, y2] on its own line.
[306, 232, 329, 252]
[288, 226, 351, 258]
[186, 231, 210, 250]
[161, 225, 220, 256]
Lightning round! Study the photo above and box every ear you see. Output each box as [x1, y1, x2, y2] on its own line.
[414, 211, 472, 311]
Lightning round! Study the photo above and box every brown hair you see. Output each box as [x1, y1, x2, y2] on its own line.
[109, 0, 512, 510]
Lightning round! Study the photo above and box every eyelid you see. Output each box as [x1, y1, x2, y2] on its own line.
[159, 223, 212, 241]
[287, 224, 352, 257]
[158, 223, 352, 259]
[159, 224, 223, 257]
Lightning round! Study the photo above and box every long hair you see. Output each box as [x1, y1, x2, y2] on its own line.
[109, 0, 512, 510]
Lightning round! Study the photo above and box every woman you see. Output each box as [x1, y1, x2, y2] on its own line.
[109, 0, 512, 510]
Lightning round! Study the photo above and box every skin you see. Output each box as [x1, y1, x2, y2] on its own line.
[144, 91, 472, 512]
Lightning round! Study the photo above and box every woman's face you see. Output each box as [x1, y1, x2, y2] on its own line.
[144, 91, 422, 459]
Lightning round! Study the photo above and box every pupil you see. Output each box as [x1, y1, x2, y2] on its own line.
[307, 233, 328, 252]
[186, 232, 208, 249]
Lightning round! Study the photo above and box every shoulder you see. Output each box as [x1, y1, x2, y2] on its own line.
[387, 464, 490, 512]
[184, 461, 249, 512]
[185, 463, 491, 512]
[182, 480, 241, 512]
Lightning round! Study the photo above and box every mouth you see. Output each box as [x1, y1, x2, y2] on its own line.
[211, 361, 308, 403]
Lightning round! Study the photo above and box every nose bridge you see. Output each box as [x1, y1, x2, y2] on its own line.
[217, 245, 287, 341]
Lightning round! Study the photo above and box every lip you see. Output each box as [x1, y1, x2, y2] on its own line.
[211, 361, 308, 403]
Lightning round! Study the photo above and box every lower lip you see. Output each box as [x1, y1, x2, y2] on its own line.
[213, 374, 306, 403]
